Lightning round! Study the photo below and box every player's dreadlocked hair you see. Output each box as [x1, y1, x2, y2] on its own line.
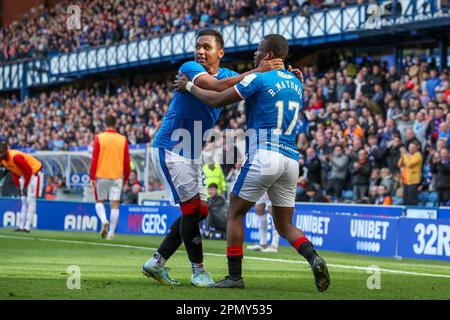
[263, 34, 289, 60]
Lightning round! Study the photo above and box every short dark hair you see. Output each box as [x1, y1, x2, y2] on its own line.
[196, 28, 224, 48]
[262, 34, 289, 60]
[208, 183, 219, 189]
[105, 115, 116, 128]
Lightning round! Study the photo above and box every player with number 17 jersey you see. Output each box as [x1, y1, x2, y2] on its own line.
[232, 68, 303, 207]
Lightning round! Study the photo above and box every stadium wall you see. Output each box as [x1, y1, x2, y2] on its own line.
[0, 198, 449, 261]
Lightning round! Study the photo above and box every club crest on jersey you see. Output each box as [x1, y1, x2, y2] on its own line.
[277, 71, 294, 79]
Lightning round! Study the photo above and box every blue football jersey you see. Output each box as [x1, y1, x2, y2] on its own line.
[152, 61, 238, 159]
[234, 69, 303, 160]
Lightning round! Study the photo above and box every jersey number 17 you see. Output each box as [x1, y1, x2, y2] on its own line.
[273, 100, 300, 135]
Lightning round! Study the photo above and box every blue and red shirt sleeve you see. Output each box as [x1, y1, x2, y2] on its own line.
[90, 135, 100, 181]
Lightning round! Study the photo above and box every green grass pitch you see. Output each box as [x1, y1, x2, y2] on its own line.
[0, 228, 449, 300]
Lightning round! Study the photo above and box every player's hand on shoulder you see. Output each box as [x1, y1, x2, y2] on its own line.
[173, 71, 189, 92]
[258, 56, 284, 73]
[288, 65, 304, 83]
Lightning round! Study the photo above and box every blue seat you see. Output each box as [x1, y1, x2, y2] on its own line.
[427, 192, 438, 202]
[392, 197, 403, 205]
[342, 190, 353, 200]
[418, 192, 428, 203]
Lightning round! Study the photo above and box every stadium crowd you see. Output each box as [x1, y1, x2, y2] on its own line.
[1, 55, 450, 205]
[200, 57, 450, 206]
[0, 0, 294, 62]
[0, 0, 365, 62]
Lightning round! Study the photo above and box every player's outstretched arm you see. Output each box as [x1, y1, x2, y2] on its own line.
[193, 56, 283, 92]
[174, 74, 242, 107]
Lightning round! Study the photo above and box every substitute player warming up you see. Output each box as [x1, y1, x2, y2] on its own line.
[0, 141, 43, 233]
[90, 115, 130, 240]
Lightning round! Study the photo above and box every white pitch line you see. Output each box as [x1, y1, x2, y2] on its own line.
[1, 234, 450, 279]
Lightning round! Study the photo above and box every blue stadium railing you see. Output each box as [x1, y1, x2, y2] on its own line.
[0, 0, 449, 98]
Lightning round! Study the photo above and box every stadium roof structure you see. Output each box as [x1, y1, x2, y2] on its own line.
[0, 0, 449, 99]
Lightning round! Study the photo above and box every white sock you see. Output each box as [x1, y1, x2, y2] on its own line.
[258, 214, 268, 246]
[271, 228, 280, 249]
[148, 251, 166, 267]
[95, 202, 107, 224]
[19, 196, 27, 229]
[108, 208, 119, 237]
[25, 197, 36, 231]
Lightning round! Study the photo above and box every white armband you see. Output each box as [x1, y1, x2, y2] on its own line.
[186, 81, 194, 93]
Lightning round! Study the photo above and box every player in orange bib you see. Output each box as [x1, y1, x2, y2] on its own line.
[89, 115, 131, 240]
[0, 141, 44, 232]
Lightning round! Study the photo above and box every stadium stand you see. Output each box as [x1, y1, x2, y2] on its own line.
[0, 0, 302, 62]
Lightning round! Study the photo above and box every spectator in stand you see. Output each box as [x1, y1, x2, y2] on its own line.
[205, 183, 227, 235]
[325, 145, 349, 202]
[122, 171, 142, 204]
[427, 106, 446, 143]
[398, 140, 423, 205]
[367, 134, 384, 168]
[203, 159, 227, 197]
[299, 147, 322, 189]
[375, 184, 393, 205]
[405, 128, 423, 152]
[350, 149, 372, 202]
[380, 167, 395, 195]
[44, 176, 58, 200]
[385, 133, 403, 175]
[430, 148, 450, 206]
[297, 185, 329, 203]
[344, 117, 364, 140]
[427, 69, 441, 99]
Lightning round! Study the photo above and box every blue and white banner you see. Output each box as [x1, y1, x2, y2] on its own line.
[118, 204, 179, 236]
[0, 198, 179, 235]
[295, 202, 404, 217]
[244, 210, 398, 257]
[397, 218, 450, 261]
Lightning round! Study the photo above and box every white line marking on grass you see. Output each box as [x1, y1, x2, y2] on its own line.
[1, 234, 450, 279]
